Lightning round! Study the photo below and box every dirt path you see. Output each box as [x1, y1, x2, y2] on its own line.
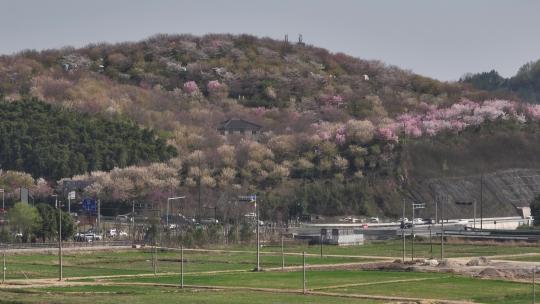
[310, 275, 450, 291]
[3, 279, 475, 304]
[168, 247, 395, 260]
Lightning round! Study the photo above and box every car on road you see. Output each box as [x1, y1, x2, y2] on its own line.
[400, 222, 413, 229]
[340, 216, 360, 223]
[107, 229, 128, 237]
[116, 215, 131, 222]
[368, 217, 380, 223]
[422, 218, 435, 224]
[413, 218, 424, 224]
[75, 231, 103, 242]
[457, 219, 469, 225]
[200, 218, 219, 225]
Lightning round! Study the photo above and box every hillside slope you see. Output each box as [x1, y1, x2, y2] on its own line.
[1, 34, 539, 219]
[0, 99, 177, 180]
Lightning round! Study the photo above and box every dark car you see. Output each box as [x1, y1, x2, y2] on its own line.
[400, 222, 413, 229]
[422, 218, 435, 225]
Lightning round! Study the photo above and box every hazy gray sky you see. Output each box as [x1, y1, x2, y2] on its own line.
[1, 0, 539, 81]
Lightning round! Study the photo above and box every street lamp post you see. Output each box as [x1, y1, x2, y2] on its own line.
[239, 195, 260, 271]
[455, 201, 476, 229]
[534, 265, 537, 304]
[255, 197, 260, 271]
[52, 195, 63, 281]
[401, 199, 406, 262]
[166, 196, 186, 228]
[411, 203, 425, 261]
[441, 196, 446, 260]
[0, 189, 4, 210]
[59, 201, 63, 281]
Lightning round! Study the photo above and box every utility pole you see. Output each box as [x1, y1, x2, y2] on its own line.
[180, 246, 184, 288]
[534, 265, 536, 304]
[132, 201, 135, 244]
[256, 197, 260, 271]
[429, 225, 433, 259]
[480, 174, 484, 230]
[97, 199, 101, 236]
[153, 242, 157, 275]
[2, 250, 5, 284]
[320, 230, 323, 258]
[58, 200, 63, 281]
[402, 199, 406, 262]
[197, 153, 202, 223]
[412, 204, 415, 261]
[0, 189, 4, 210]
[474, 200, 477, 229]
[411, 203, 425, 261]
[435, 197, 438, 224]
[440, 195, 445, 260]
[281, 234, 285, 271]
[302, 251, 306, 295]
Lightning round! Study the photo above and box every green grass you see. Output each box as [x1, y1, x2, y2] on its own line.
[2, 249, 374, 279]
[330, 276, 538, 304]
[94, 269, 540, 303]
[255, 240, 540, 258]
[496, 254, 540, 262]
[0, 286, 385, 304]
[107, 269, 446, 290]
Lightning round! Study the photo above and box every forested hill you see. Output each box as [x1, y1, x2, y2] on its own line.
[1, 33, 539, 218]
[0, 99, 177, 180]
[461, 58, 540, 103]
[0, 33, 482, 121]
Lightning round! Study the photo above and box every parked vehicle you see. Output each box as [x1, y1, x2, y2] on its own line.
[116, 215, 130, 222]
[75, 231, 103, 242]
[340, 216, 360, 223]
[200, 218, 219, 225]
[422, 218, 435, 224]
[107, 229, 128, 237]
[399, 217, 409, 223]
[413, 218, 424, 224]
[368, 217, 380, 223]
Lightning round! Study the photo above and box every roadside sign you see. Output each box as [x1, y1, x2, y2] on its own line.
[238, 195, 257, 202]
[68, 191, 76, 200]
[82, 198, 97, 214]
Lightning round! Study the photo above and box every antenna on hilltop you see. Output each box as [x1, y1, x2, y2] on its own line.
[297, 34, 304, 45]
[284, 34, 288, 43]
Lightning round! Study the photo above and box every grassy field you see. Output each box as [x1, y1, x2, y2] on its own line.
[2, 249, 375, 280]
[2, 241, 540, 303]
[100, 270, 538, 303]
[105, 269, 443, 290]
[257, 239, 540, 258]
[0, 286, 385, 304]
[330, 276, 537, 304]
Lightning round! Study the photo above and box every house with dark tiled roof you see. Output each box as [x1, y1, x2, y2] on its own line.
[218, 119, 262, 137]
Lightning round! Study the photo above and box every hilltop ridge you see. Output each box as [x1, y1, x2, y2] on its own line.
[0, 33, 539, 219]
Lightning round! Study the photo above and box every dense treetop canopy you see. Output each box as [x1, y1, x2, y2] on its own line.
[0, 34, 539, 218]
[0, 99, 177, 180]
[461, 58, 540, 103]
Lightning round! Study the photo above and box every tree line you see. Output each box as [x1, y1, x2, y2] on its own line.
[0, 99, 177, 180]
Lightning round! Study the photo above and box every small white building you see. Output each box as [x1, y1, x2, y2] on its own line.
[295, 226, 364, 246]
[321, 228, 364, 246]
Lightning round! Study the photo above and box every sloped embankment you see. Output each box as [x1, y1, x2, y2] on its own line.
[401, 124, 540, 218]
